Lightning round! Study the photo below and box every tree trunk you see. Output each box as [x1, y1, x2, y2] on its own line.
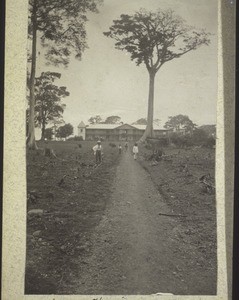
[27, 0, 38, 149]
[140, 70, 156, 142]
[40, 105, 46, 140]
[41, 122, 46, 140]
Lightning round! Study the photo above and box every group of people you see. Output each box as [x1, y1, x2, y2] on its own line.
[92, 140, 139, 164]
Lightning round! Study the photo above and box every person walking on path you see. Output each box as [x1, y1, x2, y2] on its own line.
[125, 142, 128, 152]
[93, 140, 103, 164]
[118, 144, 122, 154]
[132, 143, 139, 160]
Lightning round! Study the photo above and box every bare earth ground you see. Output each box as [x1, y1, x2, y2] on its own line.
[26, 142, 216, 295]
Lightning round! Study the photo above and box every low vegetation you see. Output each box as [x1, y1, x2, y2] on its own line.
[139, 145, 216, 290]
[26, 138, 216, 294]
[25, 141, 120, 294]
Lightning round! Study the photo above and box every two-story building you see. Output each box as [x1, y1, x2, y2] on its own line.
[77, 121, 171, 141]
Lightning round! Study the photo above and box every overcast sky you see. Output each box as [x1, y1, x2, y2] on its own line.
[36, 0, 218, 136]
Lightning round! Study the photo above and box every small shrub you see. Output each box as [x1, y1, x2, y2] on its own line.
[202, 136, 216, 148]
[191, 129, 208, 146]
[156, 137, 168, 147]
[144, 143, 152, 150]
[170, 134, 192, 148]
[145, 137, 169, 151]
[67, 136, 84, 141]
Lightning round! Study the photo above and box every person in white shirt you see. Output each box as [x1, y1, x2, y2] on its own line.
[93, 140, 103, 164]
[118, 144, 122, 154]
[132, 143, 139, 160]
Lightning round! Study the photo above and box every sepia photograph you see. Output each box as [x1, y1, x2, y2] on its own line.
[2, 0, 236, 298]
[24, 0, 218, 296]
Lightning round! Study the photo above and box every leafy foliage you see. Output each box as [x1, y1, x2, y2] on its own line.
[104, 8, 210, 141]
[164, 115, 197, 134]
[104, 8, 211, 70]
[191, 128, 208, 145]
[170, 133, 193, 148]
[34, 72, 69, 139]
[104, 116, 121, 124]
[27, 0, 102, 148]
[198, 125, 216, 137]
[56, 123, 74, 139]
[170, 128, 215, 148]
[44, 128, 54, 140]
[132, 118, 147, 125]
[88, 115, 103, 124]
[67, 135, 84, 141]
[29, 0, 102, 66]
[202, 136, 215, 148]
[133, 118, 161, 126]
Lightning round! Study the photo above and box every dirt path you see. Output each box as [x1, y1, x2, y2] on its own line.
[74, 152, 214, 295]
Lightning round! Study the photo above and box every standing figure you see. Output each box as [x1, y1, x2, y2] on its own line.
[124, 142, 128, 152]
[118, 144, 122, 154]
[132, 143, 139, 160]
[93, 140, 103, 164]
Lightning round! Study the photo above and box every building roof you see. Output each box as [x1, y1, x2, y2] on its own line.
[78, 121, 86, 128]
[86, 123, 119, 130]
[78, 121, 170, 131]
[115, 123, 137, 130]
[132, 124, 170, 131]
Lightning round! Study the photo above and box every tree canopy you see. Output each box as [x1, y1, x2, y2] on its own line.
[27, 0, 102, 149]
[34, 72, 69, 139]
[164, 114, 197, 133]
[104, 8, 210, 141]
[88, 115, 103, 124]
[88, 115, 122, 124]
[132, 118, 161, 126]
[198, 125, 216, 137]
[104, 116, 121, 124]
[132, 118, 147, 125]
[44, 128, 54, 140]
[28, 0, 102, 66]
[56, 123, 74, 139]
[191, 128, 208, 144]
[104, 9, 210, 71]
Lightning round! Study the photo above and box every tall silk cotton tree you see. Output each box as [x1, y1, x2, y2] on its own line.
[27, 0, 102, 149]
[104, 9, 211, 141]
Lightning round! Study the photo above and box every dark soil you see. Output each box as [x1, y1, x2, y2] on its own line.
[25, 141, 120, 294]
[25, 142, 217, 295]
[139, 146, 217, 293]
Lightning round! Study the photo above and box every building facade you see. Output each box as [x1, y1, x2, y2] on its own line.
[77, 122, 171, 141]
